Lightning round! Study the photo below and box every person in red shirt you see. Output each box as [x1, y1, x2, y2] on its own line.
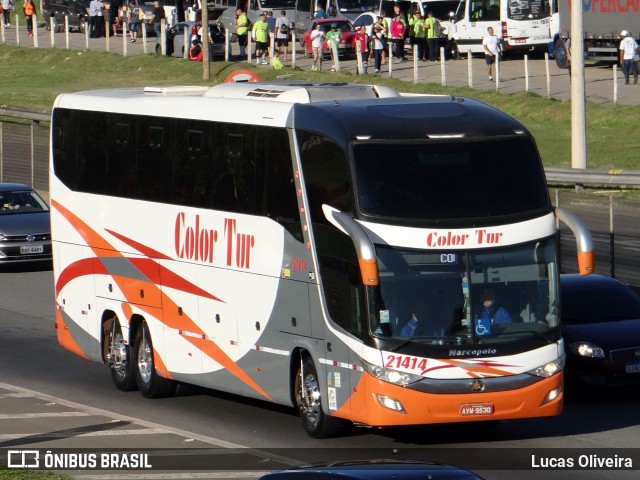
[390, 14, 406, 62]
[354, 26, 369, 74]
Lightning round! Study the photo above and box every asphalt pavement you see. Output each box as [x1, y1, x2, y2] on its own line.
[1, 24, 638, 106]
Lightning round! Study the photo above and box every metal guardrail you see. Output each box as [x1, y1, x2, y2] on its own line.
[0, 105, 51, 123]
[545, 167, 640, 187]
[2, 105, 640, 188]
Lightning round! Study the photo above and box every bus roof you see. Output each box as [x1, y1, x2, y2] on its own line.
[52, 82, 530, 140]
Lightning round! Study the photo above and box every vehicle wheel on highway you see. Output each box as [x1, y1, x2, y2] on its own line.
[295, 356, 346, 438]
[134, 322, 175, 398]
[79, 18, 86, 34]
[155, 43, 162, 55]
[108, 318, 137, 392]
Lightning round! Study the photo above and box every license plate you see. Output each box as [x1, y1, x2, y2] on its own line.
[20, 245, 43, 254]
[625, 363, 640, 373]
[460, 403, 494, 416]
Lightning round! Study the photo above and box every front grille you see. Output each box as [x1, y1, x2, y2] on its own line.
[610, 347, 640, 365]
[1, 233, 51, 242]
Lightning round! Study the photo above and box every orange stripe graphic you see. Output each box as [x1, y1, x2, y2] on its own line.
[52, 200, 272, 401]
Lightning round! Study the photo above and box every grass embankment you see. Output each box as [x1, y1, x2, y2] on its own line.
[1, 45, 639, 170]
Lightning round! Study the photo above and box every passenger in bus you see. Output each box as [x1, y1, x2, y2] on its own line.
[478, 289, 512, 325]
[400, 304, 427, 336]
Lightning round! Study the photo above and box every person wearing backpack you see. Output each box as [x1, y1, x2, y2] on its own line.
[275, 10, 291, 62]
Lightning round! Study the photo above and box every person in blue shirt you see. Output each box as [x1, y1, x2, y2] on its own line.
[478, 288, 512, 325]
[400, 304, 427, 336]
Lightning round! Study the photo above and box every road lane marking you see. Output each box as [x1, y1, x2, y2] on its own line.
[0, 412, 92, 419]
[0, 382, 300, 466]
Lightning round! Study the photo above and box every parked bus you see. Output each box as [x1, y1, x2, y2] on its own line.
[50, 82, 593, 438]
[448, 0, 552, 56]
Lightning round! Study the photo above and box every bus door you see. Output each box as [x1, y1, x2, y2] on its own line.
[504, 0, 551, 49]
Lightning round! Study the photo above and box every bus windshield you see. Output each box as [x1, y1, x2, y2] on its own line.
[260, 0, 297, 8]
[352, 137, 549, 223]
[507, 0, 551, 21]
[370, 238, 559, 346]
[337, 0, 380, 13]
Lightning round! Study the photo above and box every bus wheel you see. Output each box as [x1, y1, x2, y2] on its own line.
[134, 323, 175, 398]
[295, 356, 345, 438]
[108, 320, 137, 392]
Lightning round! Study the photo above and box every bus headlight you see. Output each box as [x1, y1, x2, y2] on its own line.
[361, 359, 423, 386]
[527, 357, 565, 378]
[570, 342, 605, 358]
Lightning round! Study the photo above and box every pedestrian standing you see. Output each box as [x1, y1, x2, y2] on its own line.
[325, 23, 340, 71]
[482, 26, 501, 81]
[275, 10, 291, 61]
[127, 0, 141, 43]
[390, 14, 405, 62]
[22, 0, 35, 36]
[310, 23, 325, 71]
[235, 8, 249, 59]
[619, 30, 638, 85]
[265, 10, 276, 57]
[425, 11, 438, 61]
[96, 0, 105, 38]
[252, 13, 270, 64]
[1, 0, 12, 28]
[372, 27, 385, 73]
[149, 0, 165, 45]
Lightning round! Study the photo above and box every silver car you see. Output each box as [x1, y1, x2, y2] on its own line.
[0, 184, 52, 264]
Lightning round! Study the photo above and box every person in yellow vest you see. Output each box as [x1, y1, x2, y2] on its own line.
[252, 13, 270, 65]
[23, 0, 35, 36]
[425, 11, 438, 61]
[414, 13, 427, 61]
[235, 8, 249, 59]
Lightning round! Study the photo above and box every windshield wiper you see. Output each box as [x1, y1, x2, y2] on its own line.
[391, 335, 466, 352]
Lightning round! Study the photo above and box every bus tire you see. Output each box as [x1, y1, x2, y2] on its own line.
[134, 323, 175, 398]
[295, 356, 345, 438]
[108, 319, 137, 392]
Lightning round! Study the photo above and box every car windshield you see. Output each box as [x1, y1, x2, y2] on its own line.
[561, 279, 640, 324]
[0, 190, 49, 215]
[337, 0, 379, 12]
[319, 21, 354, 33]
[369, 238, 559, 346]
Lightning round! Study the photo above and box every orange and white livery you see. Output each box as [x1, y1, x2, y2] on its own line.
[50, 83, 593, 437]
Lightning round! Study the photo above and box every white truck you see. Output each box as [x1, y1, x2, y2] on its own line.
[549, 0, 639, 66]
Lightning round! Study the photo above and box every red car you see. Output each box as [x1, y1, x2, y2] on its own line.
[301, 18, 357, 59]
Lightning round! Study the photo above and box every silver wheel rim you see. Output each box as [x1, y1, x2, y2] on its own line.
[299, 371, 321, 426]
[138, 336, 153, 384]
[111, 331, 128, 380]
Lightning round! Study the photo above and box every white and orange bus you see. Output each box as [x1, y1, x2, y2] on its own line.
[50, 82, 593, 438]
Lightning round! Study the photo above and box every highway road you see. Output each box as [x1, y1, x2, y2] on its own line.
[1, 264, 639, 479]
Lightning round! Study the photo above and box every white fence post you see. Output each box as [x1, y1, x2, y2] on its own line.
[440, 47, 446, 86]
[545, 52, 551, 99]
[467, 50, 473, 88]
[524, 54, 530, 92]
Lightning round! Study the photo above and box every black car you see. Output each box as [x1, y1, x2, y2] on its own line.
[43, 0, 88, 34]
[561, 274, 640, 387]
